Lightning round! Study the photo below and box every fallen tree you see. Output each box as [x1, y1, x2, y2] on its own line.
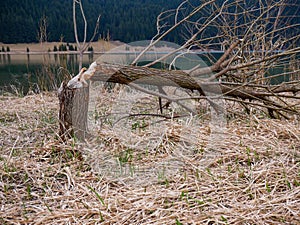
[58, 0, 300, 140]
[68, 59, 300, 115]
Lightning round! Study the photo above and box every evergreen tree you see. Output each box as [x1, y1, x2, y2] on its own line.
[69, 45, 74, 51]
[59, 44, 67, 51]
[0, 0, 189, 44]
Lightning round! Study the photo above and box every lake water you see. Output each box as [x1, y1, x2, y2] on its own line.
[0, 52, 294, 94]
[0, 51, 212, 94]
[0, 53, 98, 94]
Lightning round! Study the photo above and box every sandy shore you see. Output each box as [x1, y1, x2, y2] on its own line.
[0, 40, 123, 54]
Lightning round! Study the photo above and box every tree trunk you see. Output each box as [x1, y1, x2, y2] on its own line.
[58, 81, 89, 141]
[90, 63, 300, 100]
[88, 63, 299, 117]
[72, 85, 89, 140]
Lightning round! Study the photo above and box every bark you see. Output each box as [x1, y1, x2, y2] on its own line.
[58, 82, 75, 141]
[88, 63, 300, 117]
[58, 82, 89, 141]
[72, 86, 90, 140]
[91, 63, 300, 98]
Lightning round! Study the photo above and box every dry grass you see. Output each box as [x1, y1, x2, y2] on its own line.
[0, 90, 299, 225]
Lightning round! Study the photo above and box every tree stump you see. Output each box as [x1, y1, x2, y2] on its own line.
[58, 81, 89, 141]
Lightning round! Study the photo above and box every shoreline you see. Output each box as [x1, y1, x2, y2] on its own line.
[0, 51, 106, 55]
[0, 41, 122, 54]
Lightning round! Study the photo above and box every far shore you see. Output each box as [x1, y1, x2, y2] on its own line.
[0, 51, 106, 55]
[1, 41, 227, 56]
[0, 41, 123, 54]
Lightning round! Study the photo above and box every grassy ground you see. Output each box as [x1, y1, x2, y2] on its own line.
[0, 90, 299, 224]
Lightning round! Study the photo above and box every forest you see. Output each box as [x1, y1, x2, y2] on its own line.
[1, 0, 298, 45]
[0, 0, 184, 44]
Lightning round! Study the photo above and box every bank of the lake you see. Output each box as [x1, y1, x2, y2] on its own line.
[0, 40, 122, 54]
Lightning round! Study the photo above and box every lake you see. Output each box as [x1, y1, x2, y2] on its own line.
[0, 53, 98, 94]
[0, 52, 294, 94]
[0, 51, 213, 94]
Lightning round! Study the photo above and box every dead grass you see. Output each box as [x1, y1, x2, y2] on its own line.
[0, 90, 299, 224]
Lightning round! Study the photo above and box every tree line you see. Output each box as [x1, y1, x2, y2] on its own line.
[0, 0, 184, 44]
[0, 0, 298, 46]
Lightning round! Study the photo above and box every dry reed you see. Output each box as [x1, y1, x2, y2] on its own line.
[0, 89, 299, 224]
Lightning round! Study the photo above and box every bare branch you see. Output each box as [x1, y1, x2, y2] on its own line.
[131, 0, 216, 65]
[66, 0, 300, 121]
[73, 0, 100, 70]
[73, 0, 79, 47]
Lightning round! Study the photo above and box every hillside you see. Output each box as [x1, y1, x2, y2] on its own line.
[0, 0, 183, 44]
[0, 0, 299, 45]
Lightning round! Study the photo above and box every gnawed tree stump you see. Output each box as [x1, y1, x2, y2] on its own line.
[58, 81, 89, 141]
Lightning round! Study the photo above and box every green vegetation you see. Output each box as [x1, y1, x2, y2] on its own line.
[0, 0, 183, 44]
[58, 44, 67, 51]
[1, 0, 298, 45]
